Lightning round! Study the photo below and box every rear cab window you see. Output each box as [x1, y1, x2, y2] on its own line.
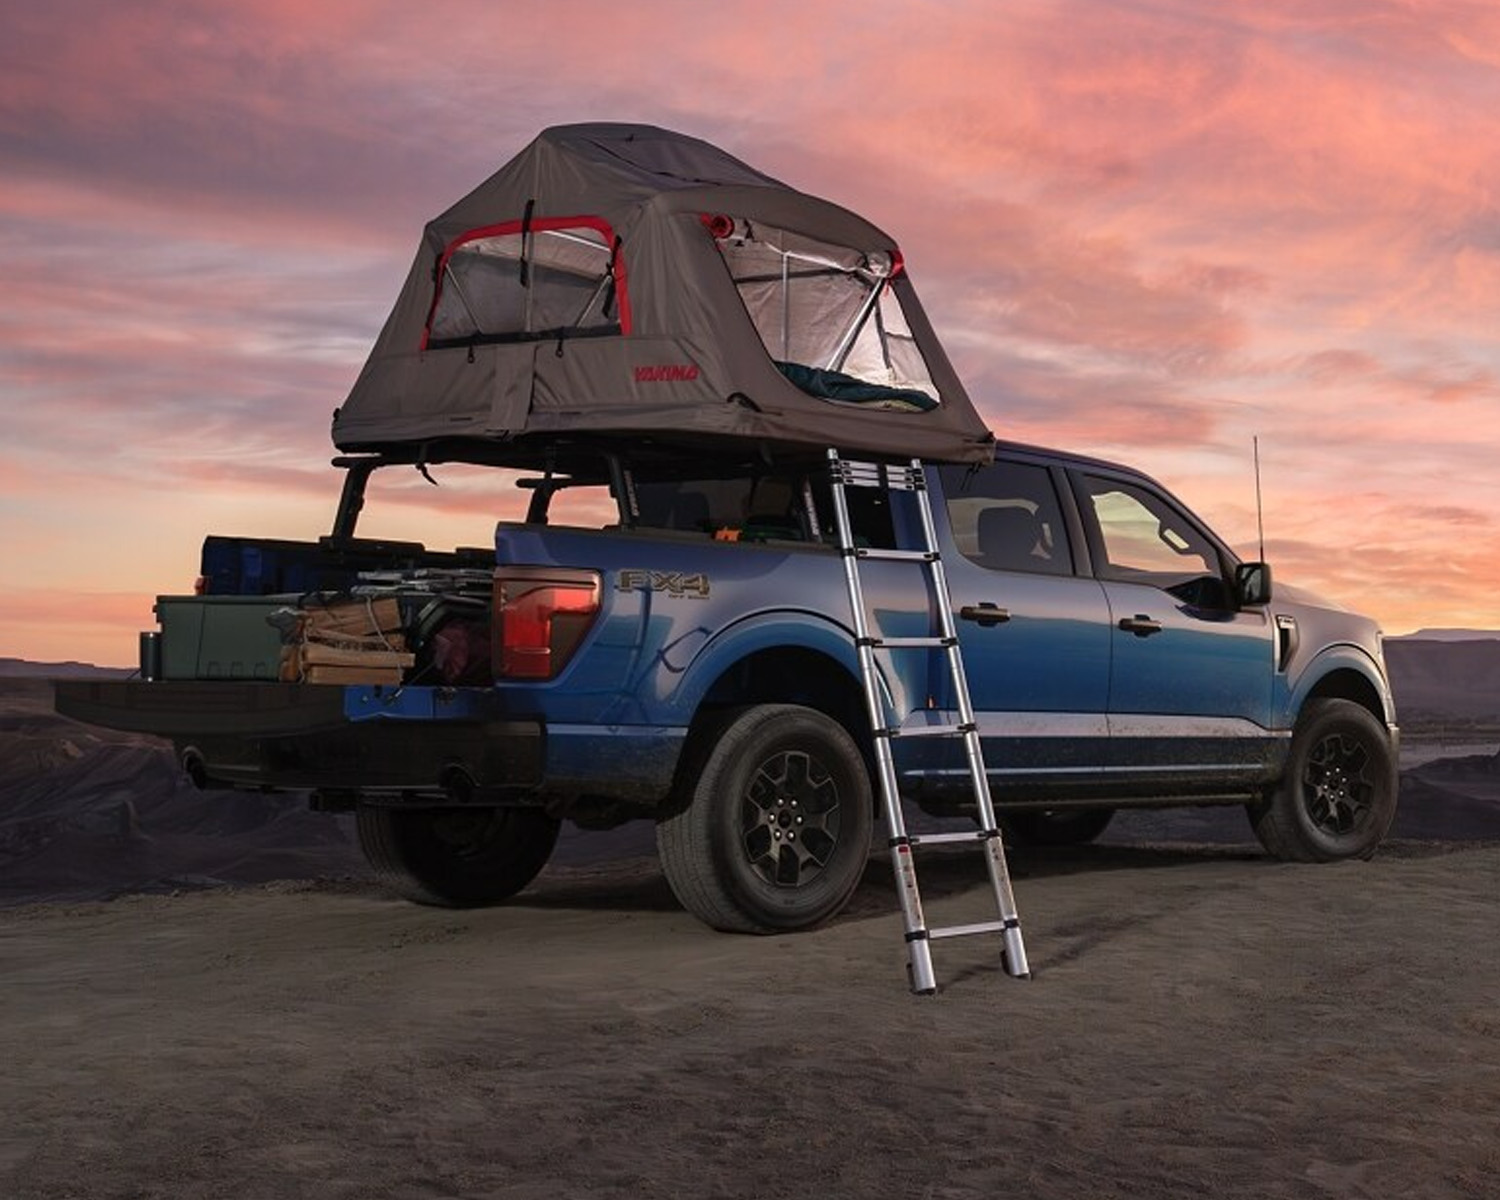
[937, 460, 1074, 575]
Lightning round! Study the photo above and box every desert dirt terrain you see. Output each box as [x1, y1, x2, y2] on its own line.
[5, 840, 1500, 1199]
[4, 671, 1500, 1198]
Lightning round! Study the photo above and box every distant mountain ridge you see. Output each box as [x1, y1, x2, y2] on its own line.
[1393, 629, 1500, 643]
[1383, 639, 1500, 725]
[0, 659, 132, 679]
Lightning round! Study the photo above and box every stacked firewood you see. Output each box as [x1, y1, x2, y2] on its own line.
[276, 597, 414, 685]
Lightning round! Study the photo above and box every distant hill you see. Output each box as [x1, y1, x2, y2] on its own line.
[0, 659, 132, 679]
[1394, 629, 1500, 643]
[1384, 638, 1500, 726]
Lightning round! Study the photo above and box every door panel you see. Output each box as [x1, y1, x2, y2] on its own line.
[1099, 577, 1277, 774]
[1074, 471, 1279, 781]
[919, 461, 1113, 793]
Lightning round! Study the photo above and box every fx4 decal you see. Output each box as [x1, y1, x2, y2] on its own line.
[617, 569, 710, 598]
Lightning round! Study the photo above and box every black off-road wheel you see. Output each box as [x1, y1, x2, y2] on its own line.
[656, 704, 874, 933]
[1249, 698, 1397, 862]
[999, 807, 1116, 847]
[357, 804, 560, 906]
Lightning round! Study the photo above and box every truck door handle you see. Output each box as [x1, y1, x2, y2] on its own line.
[959, 603, 1011, 627]
[1118, 614, 1163, 637]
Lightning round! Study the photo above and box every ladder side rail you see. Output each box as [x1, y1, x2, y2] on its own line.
[826, 450, 936, 993]
[825, 455, 894, 783]
[910, 466, 993, 818]
[910, 461, 1031, 979]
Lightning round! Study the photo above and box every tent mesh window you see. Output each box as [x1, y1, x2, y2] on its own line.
[706, 216, 940, 411]
[428, 224, 620, 346]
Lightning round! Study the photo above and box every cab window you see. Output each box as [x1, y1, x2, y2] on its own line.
[1079, 475, 1228, 605]
[938, 461, 1072, 575]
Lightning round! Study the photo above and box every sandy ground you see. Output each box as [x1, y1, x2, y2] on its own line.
[4, 839, 1499, 1200]
[6, 673, 1500, 1197]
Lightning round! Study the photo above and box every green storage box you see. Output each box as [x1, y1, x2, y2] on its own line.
[155, 596, 293, 681]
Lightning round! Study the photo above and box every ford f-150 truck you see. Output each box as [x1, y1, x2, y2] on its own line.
[57, 440, 1400, 933]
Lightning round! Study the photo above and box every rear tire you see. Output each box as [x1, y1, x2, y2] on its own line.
[656, 704, 873, 933]
[357, 804, 559, 906]
[999, 807, 1115, 847]
[1249, 698, 1397, 862]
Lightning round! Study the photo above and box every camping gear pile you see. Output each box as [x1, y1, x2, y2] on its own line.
[272, 570, 494, 687]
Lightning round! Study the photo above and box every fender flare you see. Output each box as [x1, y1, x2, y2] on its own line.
[659, 609, 895, 726]
[1283, 643, 1396, 728]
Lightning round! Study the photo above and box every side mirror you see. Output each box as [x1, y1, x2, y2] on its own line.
[1234, 561, 1273, 607]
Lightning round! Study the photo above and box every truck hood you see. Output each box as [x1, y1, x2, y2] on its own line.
[1271, 580, 1391, 704]
[1274, 580, 1352, 615]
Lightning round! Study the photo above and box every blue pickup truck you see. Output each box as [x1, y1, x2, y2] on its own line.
[56, 125, 1402, 933]
[56, 439, 1400, 934]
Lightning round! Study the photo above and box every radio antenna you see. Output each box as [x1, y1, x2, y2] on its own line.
[1253, 436, 1266, 562]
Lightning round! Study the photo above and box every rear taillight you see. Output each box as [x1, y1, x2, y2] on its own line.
[194, 575, 209, 596]
[492, 567, 601, 680]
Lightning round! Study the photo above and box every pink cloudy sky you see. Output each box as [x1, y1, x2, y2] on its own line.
[2, 0, 1499, 665]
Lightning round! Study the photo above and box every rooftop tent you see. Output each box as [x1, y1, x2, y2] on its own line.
[333, 124, 994, 465]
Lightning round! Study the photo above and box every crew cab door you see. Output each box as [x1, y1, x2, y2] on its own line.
[930, 457, 1112, 787]
[1069, 469, 1277, 781]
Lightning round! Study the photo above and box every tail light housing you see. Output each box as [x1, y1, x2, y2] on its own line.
[492, 566, 601, 680]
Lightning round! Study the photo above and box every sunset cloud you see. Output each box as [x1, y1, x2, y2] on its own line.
[3, 0, 1498, 664]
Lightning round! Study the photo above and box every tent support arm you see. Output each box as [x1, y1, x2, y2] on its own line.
[606, 453, 639, 528]
[826, 280, 884, 373]
[329, 458, 379, 540]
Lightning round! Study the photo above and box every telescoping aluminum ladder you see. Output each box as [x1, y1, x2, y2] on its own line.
[825, 450, 1031, 994]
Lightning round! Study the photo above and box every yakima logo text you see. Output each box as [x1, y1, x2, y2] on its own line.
[634, 364, 700, 383]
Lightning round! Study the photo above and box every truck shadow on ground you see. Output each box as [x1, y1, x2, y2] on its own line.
[514, 840, 1273, 921]
[519, 857, 682, 914]
[835, 841, 1265, 924]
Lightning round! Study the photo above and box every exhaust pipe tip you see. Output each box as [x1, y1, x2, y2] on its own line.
[181, 748, 209, 790]
[440, 763, 478, 804]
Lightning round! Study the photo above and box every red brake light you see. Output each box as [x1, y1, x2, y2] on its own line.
[493, 567, 601, 680]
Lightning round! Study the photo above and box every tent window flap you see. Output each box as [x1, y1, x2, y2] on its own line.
[706, 215, 939, 410]
[425, 219, 627, 348]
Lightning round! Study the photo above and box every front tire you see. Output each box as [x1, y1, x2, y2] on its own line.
[656, 704, 874, 933]
[357, 804, 560, 906]
[1249, 698, 1397, 862]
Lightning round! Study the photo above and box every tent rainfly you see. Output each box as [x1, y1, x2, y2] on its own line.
[334, 123, 995, 465]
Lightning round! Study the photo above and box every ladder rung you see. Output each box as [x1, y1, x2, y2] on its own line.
[928, 919, 1012, 941]
[863, 636, 955, 649]
[830, 460, 923, 490]
[877, 722, 974, 739]
[854, 548, 936, 562]
[909, 829, 994, 846]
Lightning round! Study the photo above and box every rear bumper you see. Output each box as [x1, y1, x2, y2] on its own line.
[54, 680, 542, 793]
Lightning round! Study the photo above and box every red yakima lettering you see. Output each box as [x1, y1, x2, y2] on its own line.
[634, 364, 700, 383]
